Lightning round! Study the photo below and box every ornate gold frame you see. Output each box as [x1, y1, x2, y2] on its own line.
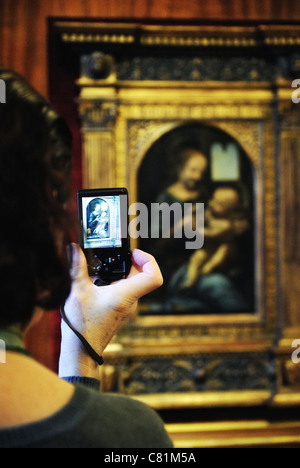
[78, 80, 276, 329]
[51, 20, 300, 411]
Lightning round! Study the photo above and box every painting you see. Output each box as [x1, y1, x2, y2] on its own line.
[85, 197, 110, 242]
[138, 122, 255, 315]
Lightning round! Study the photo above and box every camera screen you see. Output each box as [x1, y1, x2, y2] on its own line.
[81, 195, 122, 249]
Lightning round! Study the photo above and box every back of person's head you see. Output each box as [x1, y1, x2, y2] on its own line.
[0, 67, 73, 328]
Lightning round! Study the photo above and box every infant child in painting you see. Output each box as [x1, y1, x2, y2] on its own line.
[182, 186, 249, 288]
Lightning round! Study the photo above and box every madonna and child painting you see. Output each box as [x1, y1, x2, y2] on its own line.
[138, 123, 255, 315]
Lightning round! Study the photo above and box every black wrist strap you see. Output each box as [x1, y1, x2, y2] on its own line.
[60, 305, 104, 366]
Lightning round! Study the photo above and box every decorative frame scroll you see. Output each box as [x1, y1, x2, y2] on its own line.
[50, 20, 300, 409]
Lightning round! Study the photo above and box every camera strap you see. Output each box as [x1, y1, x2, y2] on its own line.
[60, 305, 104, 366]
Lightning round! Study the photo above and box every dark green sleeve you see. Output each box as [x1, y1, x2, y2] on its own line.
[61, 376, 100, 391]
[89, 392, 174, 448]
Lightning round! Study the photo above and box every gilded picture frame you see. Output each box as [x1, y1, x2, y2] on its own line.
[50, 20, 300, 408]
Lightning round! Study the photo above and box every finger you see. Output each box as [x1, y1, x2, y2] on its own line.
[132, 249, 162, 276]
[127, 249, 146, 277]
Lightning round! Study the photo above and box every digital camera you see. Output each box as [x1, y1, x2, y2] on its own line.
[77, 188, 131, 283]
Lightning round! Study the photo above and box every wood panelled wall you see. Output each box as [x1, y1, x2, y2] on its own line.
[1, 0, 300, 98]
[0, 0, 299, 368]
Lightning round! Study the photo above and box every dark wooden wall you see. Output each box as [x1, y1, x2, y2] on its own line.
[0, 0, 299, 368]
[1, 0, 300, 98]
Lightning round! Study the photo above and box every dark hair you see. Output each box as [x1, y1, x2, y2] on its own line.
[0, 67, 73, 328]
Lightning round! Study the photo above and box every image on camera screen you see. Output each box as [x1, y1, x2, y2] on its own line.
[81, 195, 122, 249]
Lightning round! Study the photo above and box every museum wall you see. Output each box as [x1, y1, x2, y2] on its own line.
[1, 0, 300, 98]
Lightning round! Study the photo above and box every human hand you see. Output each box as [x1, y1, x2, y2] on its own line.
[59, 244, 163, 378]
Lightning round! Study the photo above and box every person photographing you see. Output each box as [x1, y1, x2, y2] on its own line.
[0, 67, 172, 448]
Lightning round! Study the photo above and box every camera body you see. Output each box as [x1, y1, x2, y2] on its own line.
[77, 188, 131, 283]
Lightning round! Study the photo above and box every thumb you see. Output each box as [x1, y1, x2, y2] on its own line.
[68, 243, 90, 283]
[115, 249, 163, 299]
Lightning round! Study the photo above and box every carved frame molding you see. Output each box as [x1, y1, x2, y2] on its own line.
[51, 19, 300, 406]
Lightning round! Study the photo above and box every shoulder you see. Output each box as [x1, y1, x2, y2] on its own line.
[0, 383, 173, 448]
[78, 387, 173, 448]
[0, 362, 173, 448]
[42, 384, 173, 448]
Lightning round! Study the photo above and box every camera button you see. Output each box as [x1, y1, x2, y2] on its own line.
[90, 256, 102, 272]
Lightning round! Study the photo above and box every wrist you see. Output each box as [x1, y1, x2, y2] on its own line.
[59, 321, 100, 379]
